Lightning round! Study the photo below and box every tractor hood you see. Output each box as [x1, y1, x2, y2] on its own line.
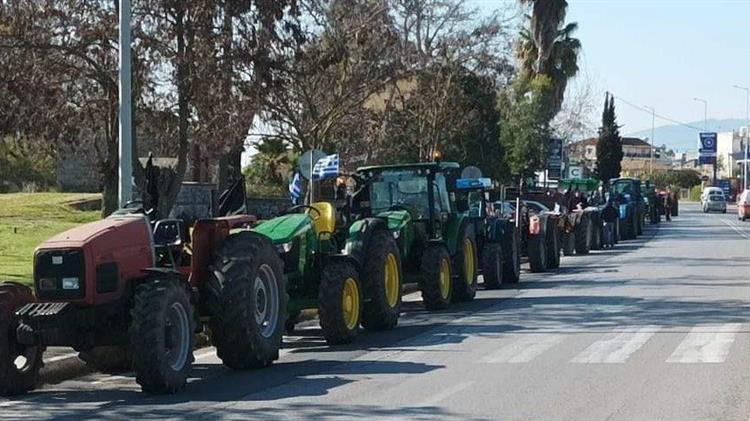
[38, 215, 152, 251]
[253, 213, 312, 244]
[375, 210, 412, 231]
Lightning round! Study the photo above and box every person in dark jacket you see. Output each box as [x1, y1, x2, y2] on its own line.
[601, 200, 618, 248]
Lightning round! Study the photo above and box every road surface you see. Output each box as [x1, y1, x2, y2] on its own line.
[2, 203, 750, 420]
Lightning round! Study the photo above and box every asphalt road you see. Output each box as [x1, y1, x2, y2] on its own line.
[3, 203, 750, 420]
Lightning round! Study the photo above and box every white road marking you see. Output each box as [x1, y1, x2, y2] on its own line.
[667, 323, 742, 363]
[720, 218, 750, 239]
[417, 381, 475, 406]
[480, 334, 564, 363]
[44, 352, 79, 363]
[571, 326, 658, 363]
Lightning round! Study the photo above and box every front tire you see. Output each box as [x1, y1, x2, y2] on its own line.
[420, 244, 453, 310]
[361, 231, 402, 331]
[318, 261, 362, 345]
[131, 278, 195, 394]
[546, 217, 561, 269]
[452, 225, 478, 302]
[575, 214, 591, 254]
[0, 283, 42, 397]
[206, 231, 287, 369]
[481, 243, 503, 289]
[528, 232, 548, 273]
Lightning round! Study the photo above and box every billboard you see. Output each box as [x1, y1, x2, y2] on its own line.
[699, 132, 717, 165]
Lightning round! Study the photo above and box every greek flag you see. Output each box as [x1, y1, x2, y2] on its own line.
[288, 171, 302, 205]
[312, 154, 339, 180]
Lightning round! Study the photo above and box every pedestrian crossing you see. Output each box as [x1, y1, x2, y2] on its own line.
[478, 323, 745, 365]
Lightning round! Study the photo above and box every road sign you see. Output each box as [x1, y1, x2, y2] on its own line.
[699, 132, 717, 165]
[718, 179, 731, 198]
[548, 138, 563, 179]
[569, 166, 583, 179]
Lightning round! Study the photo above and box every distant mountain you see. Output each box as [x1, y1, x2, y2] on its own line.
[627, 119, 748, 152]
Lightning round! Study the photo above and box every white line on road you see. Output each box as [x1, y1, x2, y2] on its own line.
[417, 381, 475, 406]
[571, 326, 658, 363]
[719, 218, 750, 240]
[666, 323, 742, 363]
[480, 334, 564, 363]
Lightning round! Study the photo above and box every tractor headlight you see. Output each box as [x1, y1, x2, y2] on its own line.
[62, 277, 80, 290]
[392, 230, 400, 239]
[276, 241, 294, 254]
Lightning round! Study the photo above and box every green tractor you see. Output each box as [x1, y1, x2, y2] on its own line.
[345, 161, 479, 311]
[253, 201, 363, 345]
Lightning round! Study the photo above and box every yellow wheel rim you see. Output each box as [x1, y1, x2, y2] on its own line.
[384, 253, 400, 308]
[342, 277, 360, 330]
[463, 239, 475, 285]
[439, 258, 451, 299]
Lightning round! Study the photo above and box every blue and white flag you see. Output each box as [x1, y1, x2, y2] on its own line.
[289, 171, 302, 205]
[312, 154, 340, 180]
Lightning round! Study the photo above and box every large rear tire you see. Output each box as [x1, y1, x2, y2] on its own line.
[420, 244, 453, 310]
[131, 278, 195, 394]
[0, 283, 42, 397]
[206, 231, 287, 369]
[528, 232, 548, 273]
[361, 231, 402, 331]
[481, 243, 503, 289]
[319, 261, 362, 345]
[452, 225, 478, 302]
[77, 346, 131, 374]
[575, 214, 591, 254]
[501, 226, 520, 284]
[546, 217, 561, 269]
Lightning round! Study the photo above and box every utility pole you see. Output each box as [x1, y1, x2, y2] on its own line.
[118, 0, 133, 208]
[644, 106, 655, 176]
[734, 85, 750, 191]
[694, 97, 713, 185]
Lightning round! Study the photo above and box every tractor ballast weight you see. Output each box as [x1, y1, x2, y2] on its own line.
[1, 181, 288, 396]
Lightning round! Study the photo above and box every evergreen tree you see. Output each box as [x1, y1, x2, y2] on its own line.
[596, 93, 623, 186]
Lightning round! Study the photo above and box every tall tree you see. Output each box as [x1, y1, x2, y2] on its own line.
[596, 92, 623, 185]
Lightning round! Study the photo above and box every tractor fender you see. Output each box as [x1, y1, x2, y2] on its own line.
[0, 282, 35, 325]
[443, 214, 471, 256]
[324, 253, 362, 271]
[343, 218, 389, 268]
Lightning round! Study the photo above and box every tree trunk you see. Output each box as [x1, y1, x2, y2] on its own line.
[218, 143, 243, 192]
[100, 160, 118, 217]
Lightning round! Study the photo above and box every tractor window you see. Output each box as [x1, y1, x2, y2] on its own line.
[435, 174, 452, 213]
[370, 170, 431, 219]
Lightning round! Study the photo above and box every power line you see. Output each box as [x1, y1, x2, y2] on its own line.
[612, 94, 705, 132]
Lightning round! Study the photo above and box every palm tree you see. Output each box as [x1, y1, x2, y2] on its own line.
[517, 0, 581, 117]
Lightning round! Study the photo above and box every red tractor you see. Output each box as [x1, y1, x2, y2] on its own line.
[0, 181, 287, 395]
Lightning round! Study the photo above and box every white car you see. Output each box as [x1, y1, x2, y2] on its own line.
[701, 187, 723, 205]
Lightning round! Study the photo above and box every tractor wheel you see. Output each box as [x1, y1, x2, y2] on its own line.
[420, 244, 453, 310]
[590, 214, 602, 251]
[318, 261, 362, 345]
[206, 231, 287, 369]
[546, 218, 561, 269]
[500, 226, 520, 284]
[575, 215, 591, 255]
[562, 231, 576, 256]
[636, 211, 644, 236]
[77, 346, 131, 374]
[481, 243, 503, 289]
[361, 231, 402, 331]
[0, 283, 42, 397]
[452, 225, 478, 302]
[528, 231, 548, 273]
[130, 278, 195, 394]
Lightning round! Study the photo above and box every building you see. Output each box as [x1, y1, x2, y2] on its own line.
[566, 136, 671, 177]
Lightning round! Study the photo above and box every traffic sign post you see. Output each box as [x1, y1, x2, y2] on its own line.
[699, 132, 718, 185]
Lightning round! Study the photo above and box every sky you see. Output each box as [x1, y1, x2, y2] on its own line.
[472, 0, 750, 134]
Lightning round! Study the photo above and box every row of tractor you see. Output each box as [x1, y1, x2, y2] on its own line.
[0, 158, 650, 396]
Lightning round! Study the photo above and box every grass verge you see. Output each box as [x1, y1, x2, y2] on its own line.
[0, 193, 100, 284]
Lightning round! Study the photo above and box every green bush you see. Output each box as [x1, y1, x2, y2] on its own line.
[688, 185, 702, 202]
[0, 138, 56, 192]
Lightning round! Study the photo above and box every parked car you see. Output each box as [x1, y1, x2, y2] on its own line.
[703, 192, 727, 213]
[701, 187, 723, 205]
[737, 189, 750, 221]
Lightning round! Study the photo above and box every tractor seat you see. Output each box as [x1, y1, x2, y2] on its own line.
[308, 202, 336, 235]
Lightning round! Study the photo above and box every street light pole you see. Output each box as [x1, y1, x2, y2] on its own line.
[694, 97, 713, 185]
[118, 0, 133, 208]
[733, 85, 750, 191]
[644, 106, 655, 176]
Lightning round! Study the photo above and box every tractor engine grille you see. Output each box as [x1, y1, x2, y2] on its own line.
[34, 249, 86, 300]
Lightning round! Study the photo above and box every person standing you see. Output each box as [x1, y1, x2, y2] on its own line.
[601, 200, 618, 248]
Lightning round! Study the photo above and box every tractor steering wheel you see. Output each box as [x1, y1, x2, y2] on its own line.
[289, 205, 321, 218]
